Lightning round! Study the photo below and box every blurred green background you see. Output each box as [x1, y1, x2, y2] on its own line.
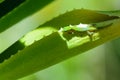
[19, 0, 120, 80]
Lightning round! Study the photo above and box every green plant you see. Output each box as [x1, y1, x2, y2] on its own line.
[0, 0, 120, 80]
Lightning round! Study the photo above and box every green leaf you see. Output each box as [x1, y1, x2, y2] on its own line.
[0, 0, 54, 53]
[0, 0, 54, 32]
[98, 10, 120, 17]
[41, 9, 119, 28]
[0, 9, 120, 80]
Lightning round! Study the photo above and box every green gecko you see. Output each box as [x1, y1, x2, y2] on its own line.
[59, 23, 96, 35]
[59, 21, 113, 41]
